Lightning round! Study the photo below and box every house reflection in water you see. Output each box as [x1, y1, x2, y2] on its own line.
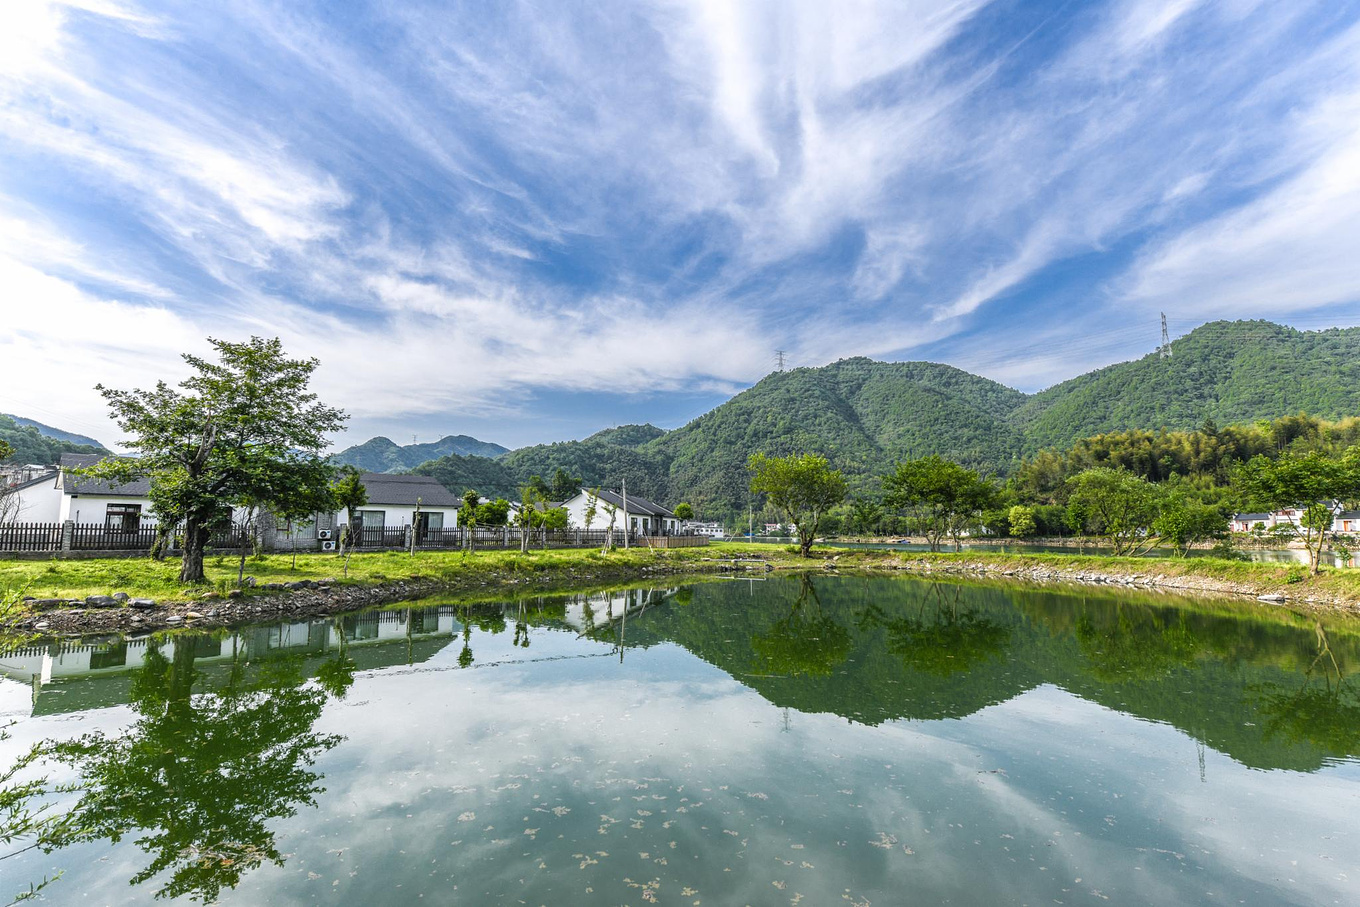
[0, 606, 464, 716]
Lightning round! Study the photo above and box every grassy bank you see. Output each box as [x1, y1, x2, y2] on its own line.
[3, 542, 1358, 614]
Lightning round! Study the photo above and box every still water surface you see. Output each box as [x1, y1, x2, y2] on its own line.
[2, 576, 1359, 905]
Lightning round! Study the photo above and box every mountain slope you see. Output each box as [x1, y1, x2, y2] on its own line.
[0, 414, 107, 465]
[1013, 321, 1360, 452]
[332, 434, 509, 473]
[652, 359, 1028, 510]
[2, 414, 105, 449]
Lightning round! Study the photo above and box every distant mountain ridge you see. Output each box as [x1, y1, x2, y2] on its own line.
[331, 434, 509, 473]
[0, 414, 108, 466]
[349, 320, 1360, 518]
[2, 414, 105, 450]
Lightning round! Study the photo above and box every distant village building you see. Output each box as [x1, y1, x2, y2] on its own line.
[1231, 505, 1360, 534]
[558, 490, 680, 535]
[681, 520, 725, 538]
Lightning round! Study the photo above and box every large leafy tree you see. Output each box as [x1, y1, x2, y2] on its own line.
[89, 338, 345, 583]
[1064, 467, 1161, 556]
[881, 456, 995, 552]
[748, 452, 847, 557]
[1235, 448, 1360, 573]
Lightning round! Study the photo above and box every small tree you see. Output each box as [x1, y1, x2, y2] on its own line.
[331, 465, 367, 578]
[475, 498, 510, 527]
[673, 502, 694, 521]
[331, 466, 367, 553]
[461, 490, 480, 554]
[271, 461, 338, 570]
[849, 497, 884, 536]
[1152, 492, 1226, 557]
[88, 337, 345, 584]
[516, 485, 539, 554]
[599, 496, 619, 552]
[1007, 505, 1037, 538]
[748, 453, 848, 558]
[1236, 449, 1360, 573]
[584, 489, 599, 532]
[882, 456, 994, 552]
[1065, 467, 1161, 556]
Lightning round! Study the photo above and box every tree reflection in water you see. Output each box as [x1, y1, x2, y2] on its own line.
[48, 637, 343, 902]
[860, 583, 1012, 677]
[1252, 622, 1360, 756]
[751, 575, 853, 677]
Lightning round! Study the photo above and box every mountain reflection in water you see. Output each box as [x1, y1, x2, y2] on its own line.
[2, 577, 1358, 906]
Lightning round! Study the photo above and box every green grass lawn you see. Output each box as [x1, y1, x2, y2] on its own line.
[2, 541, 1357, 605]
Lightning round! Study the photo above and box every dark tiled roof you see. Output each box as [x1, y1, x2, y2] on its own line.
[360, 473, 462, 507]
[59, 453, 152, 497]
[1232, 513, 1271, 521]
[590, 489, 675, 518]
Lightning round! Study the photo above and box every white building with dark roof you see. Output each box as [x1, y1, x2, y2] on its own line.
[336, 473, 464, 533]
[558, 489, 680, 535]
[56, 453, 156, 527]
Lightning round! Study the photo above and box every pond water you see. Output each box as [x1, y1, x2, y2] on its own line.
[3, 575, 1360, 905]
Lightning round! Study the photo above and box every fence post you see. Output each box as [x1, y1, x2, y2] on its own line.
[60, 520, 74, 553]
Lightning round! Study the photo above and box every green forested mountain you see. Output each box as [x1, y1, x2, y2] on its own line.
[0, 414, 107, 465]
[331, 434, 509, 473]
[1013, 320, 1360, 452]
[2, 414, 105, 449]
[400, 320, 1360, 519]
[410, 451, 520, 499]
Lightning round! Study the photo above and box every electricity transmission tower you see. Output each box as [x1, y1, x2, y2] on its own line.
[1159, 313, 1172, 359]
[775, 349, 787, 371]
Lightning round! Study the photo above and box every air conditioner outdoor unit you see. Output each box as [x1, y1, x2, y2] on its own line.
[321, 540, 337, 552]
[317, 529, 332, 540]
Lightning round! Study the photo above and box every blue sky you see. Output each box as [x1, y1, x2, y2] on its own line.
[2, 0, 1359, 451]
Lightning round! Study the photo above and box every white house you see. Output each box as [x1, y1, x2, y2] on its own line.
[335, 473, 464, 534]
[559, 489, 680, 535]
[1231, 506, 1360, 535]
[4, 469, 61, 522]
[681, 520, 725, 538]
[57, 453, 157, 527]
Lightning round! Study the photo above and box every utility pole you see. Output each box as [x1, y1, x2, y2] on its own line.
[749, 505, 754, 540]
[1160, 313, 1172, 359]
[775, 349, 787, 371]
[622, 477, 629, 550]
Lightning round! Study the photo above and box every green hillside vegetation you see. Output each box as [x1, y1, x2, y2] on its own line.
[583, 423, 667, 448]
[0, 413, 107, 465]
[398, 320, 1360, 522]
[1014, 321, 1360, 452]
[2, 414, 104, 449]
[331, 434, 509, 473]
[411, 451, 520, 499]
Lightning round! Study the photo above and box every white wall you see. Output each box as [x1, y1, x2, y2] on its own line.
[8, 474, 61, 522]
[334, 504, 460, 528]
[559, 492, 678, 533]
[60, 493, 158, 524]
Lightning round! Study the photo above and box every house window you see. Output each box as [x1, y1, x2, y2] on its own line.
[105, 503, 141, 533]
[356, 510, 385, 529]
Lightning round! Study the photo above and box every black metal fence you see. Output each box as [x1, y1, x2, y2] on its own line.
[2, 520, 703, 556]
[71, 523, 160, 551]
[0, 522, 63, 552]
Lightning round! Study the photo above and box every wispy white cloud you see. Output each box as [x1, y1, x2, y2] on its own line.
[2, 0, 1358, 442]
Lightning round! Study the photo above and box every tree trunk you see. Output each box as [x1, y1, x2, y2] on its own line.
[179, 521, 208, 584]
